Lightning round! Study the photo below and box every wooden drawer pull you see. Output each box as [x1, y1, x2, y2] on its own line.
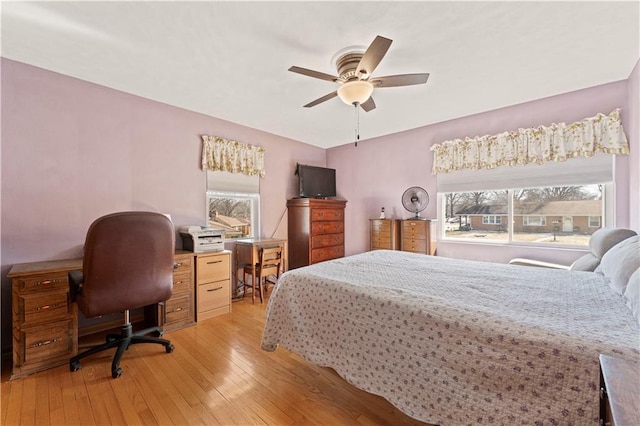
[207, 286, 223, 292]
[31, 337, 61, 348]
[207, 260, 222, 265]
[172, 307, 183, 312]
[35, 303, 58, 311]
[175, 281, 183, 285]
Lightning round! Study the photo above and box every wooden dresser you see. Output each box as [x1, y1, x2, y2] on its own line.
[195, 250, 231, 321]
[287, 198, 347, 269]
[370, 219, 400, 250]
[400, 219, 436, 255]
[599, 354, 640, 425]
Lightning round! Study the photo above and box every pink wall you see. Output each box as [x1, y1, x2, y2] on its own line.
[0, 59, 325, 351]
[328, 74, 638, 264]
[628, 61, 640, 230]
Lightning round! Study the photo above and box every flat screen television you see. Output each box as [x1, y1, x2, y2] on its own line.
[296, 164, 336, 198]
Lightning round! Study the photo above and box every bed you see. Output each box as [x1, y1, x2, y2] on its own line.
[261, 249, 640, 425]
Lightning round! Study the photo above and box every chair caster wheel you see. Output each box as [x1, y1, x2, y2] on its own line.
[70, 360, 81, 372]
[166, 344, 175, 353]
[156, 330, 164, 337]
[112, 367, 123, 379]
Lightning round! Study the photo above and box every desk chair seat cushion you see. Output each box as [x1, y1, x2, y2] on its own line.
[77, 211, 175, 318]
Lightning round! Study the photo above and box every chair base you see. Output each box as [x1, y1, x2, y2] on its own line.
[70, 322, 174, 379]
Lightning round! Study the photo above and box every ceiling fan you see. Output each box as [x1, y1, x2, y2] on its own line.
[289, 35, 429, 112]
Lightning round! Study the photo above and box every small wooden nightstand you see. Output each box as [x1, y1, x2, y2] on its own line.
[599, 354, 640, 425]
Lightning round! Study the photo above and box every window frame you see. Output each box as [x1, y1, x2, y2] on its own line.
[523, 215, 547, 226]
[482, 215, 502, 225]
[206, 191, 260, 239]
[588, 216, 601, 228]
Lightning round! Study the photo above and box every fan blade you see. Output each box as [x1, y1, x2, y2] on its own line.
[289, 66, 340, 83]
[303, 91, 338, 108]
[360, 96, 376, 112]
[371, 73, 430, 88]
[356, 36, 392, 78]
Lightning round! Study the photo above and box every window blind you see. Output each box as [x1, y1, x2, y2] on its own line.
[206, 170, 259, 194]
[436, 154, 613, 193]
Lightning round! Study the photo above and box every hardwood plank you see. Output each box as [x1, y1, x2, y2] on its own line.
[1, 293, 431, 425]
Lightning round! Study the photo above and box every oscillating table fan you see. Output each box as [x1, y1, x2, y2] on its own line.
[401, 186, 429, 218]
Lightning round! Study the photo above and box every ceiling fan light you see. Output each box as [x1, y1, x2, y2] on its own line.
[337, 80, 374, 105]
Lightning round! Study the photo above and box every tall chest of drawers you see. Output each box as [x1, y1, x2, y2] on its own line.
[400, 219, 436, 255]
[287, 198, 347, 269]
[370, 219, 400, 250]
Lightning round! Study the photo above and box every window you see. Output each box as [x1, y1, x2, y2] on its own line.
[437, 153, 612, 247]
[442, 184, 605, 246]
[483, 215, 502, 225]
[523, 216, 546, 226]
[206, 171, 260, 238]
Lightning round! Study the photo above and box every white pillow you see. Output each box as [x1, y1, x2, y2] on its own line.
[598, 235, 640, 294]
[623, 267, 640, 325]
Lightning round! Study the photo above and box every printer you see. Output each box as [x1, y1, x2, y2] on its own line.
[179, 226, 225, 253]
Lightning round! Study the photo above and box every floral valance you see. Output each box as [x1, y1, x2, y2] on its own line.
[431, 109, 629, 175]
[201, 135, 265, 177]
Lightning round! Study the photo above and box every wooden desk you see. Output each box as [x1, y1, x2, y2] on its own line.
[7, 251, 195, 380]
[233, 238, 287, 299]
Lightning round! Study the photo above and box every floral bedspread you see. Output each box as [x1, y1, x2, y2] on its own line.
[261, 250, 639, 425]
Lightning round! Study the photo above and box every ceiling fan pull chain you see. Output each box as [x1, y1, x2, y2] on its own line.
[355, 103, 360, 147]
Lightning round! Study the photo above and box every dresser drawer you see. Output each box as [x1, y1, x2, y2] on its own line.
[311, 208, 344, 222]
[14, 273, 68, 293]
[402, 239, 427, 253]
[311, 221, 344, 235]
[371, 220, 391, 232]
[14, 290, 71, 326]
[371, 236, 392, 249]
[197, 254, 230, 283]
[173, 255, 193, 275]
[165, 293, 192, 325]
[402, 220, 427, 238]
[172, 272, 191, 294]
[311, 233, 344, 249]
[311, 246, 345, 263]
[17, 319, 75, 366]
[197, 280, 230, 312]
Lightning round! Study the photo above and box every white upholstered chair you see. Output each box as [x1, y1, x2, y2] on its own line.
[509, 227, 637, 271]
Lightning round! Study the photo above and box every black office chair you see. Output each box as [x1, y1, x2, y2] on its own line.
[69, 211, 176, 378]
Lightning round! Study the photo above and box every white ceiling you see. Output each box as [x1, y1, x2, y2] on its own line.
[2, 1, 639, 149]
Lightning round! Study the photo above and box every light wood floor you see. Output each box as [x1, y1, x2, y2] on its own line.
[1, 293, 431, 425]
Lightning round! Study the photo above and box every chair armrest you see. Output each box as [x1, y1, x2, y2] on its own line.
[68, 269, 84, 302]
[508, 258, 570, 270]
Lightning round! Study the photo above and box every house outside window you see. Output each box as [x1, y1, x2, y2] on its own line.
[523, 216, 546, 226]
[442, 184, 604, 246]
